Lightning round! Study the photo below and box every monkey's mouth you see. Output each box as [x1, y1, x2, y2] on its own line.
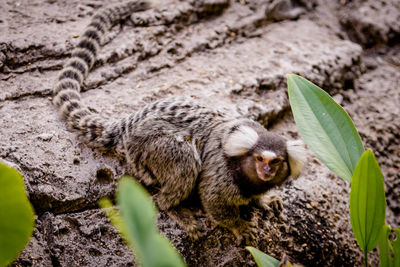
[256, 168, 276, 181]
[259, 175, 274, 181]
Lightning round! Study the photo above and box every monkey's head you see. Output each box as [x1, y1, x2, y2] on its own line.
[223, 124, 306, 188]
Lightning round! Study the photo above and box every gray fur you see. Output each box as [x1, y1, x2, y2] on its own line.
[54, 1, 306, 239]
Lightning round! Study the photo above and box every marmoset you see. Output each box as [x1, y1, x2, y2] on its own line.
[53, 0, 306, 240]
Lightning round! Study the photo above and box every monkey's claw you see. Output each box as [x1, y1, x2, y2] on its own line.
[184, 219, 202, 240]
[268, 197, 283, 216]
[242, 229, 257, 245]
[259, 195, 283, 218]
[187, 226, 202, 240]
[166, 207, 202, 240]
[232, 224, 257, 245]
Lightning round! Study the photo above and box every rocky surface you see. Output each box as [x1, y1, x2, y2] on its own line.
[0, 0, 399, 266]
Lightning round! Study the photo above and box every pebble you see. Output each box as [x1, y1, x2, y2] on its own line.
[37, 133, 53, 141]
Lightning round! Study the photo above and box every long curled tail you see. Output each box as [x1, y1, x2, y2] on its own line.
[53, 1, 151, 149]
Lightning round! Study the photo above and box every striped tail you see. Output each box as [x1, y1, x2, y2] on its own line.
[53, 1, 151, 149]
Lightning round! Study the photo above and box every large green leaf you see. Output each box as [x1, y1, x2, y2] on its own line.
[350, 150, 386, 257]
[101, 176, 186, 267]
[98, 199, 131, 249]
[246, 246, 279, 267]
[394, 228, 400, 267]
[0, 162, 35, 266]
[378, 224, 400, 267]
[287, 74, 364, 181]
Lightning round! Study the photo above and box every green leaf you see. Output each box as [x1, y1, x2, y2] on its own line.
[394, 228, 400, 267]
[0, 162, 35, 266]
[287, 74, 364, 181]
[246, 246, 280, 267]
[378, 225, 400, 267]
[98, 198, 132, 249]
[109, 176, 186, 267]
[98, 198, 124, 235]
[350, 150, 386, 257]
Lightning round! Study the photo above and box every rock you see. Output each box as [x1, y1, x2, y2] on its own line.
[340, 0, 400, 47]
[0, 0, 398, 266]
[12, 218, 53, 267]
[37, 133, 53, 142]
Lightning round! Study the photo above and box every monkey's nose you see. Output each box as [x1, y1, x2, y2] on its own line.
[263, 165, 271, 173]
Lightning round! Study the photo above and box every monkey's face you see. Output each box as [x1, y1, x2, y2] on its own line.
[253, 151, 285, 181]
[239, 149, 290, 185]
[223, 123, 306, 188]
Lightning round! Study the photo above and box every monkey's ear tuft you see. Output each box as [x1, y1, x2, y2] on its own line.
[223, 125, 258, 157]
[286, 140, 307, 178]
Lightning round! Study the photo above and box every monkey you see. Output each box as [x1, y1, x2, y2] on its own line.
[53, 0, 307, 241]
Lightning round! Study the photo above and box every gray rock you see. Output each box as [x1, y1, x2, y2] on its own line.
[340, 0, 400, 47]
[1, 0, 398, 266]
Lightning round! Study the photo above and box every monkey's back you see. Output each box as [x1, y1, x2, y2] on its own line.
[118, 97, 228, 149]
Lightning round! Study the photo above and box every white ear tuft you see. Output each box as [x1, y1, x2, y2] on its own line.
[223, 125, 259, 157]
[287, 140, 307, 178]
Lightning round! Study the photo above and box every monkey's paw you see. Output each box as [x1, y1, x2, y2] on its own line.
[232, 222, 258, 245]
[167, 207, 202, 240]
[268, 196, 283, 216]
[259, 195, 283, 218]
[186, 224, 202, 240]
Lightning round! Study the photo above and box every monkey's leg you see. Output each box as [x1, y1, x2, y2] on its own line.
[124, 119, 202, 236]
[148, 135, 201, 210]
[146, 134, 203, 238]
[125, 118, 201, 189]
[167, 206, 201, 239]
[126, 132, 201, 209]
[202, 200, 257, 244]
[251, 194, 284, 219]
[144, 135, 203, 238]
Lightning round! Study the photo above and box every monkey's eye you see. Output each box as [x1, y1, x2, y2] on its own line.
[270, 158, 282, 165]
[256, 156, 264, 162]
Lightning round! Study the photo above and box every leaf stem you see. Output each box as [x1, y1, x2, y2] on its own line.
[364, 252, 368, 267]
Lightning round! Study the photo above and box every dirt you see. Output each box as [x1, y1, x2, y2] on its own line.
[0, 0, 399, 266]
